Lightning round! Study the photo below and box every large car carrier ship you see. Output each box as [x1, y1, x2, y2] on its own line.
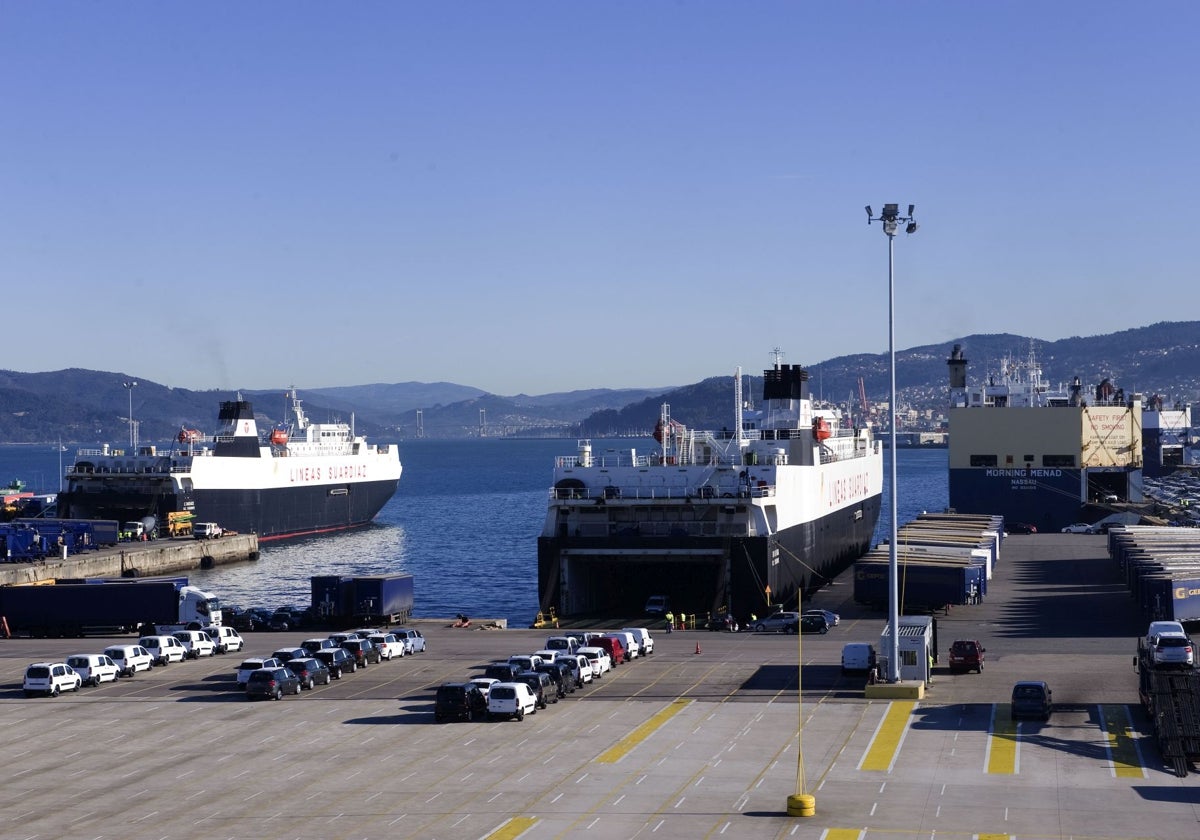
[537, 360, 883, 620]
[946, 344, 1144, 532]
[57, 390, 401, 542]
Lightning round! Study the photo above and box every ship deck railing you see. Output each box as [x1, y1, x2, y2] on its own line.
[548, 484, 775, 502]
[567, 521, 748, 538]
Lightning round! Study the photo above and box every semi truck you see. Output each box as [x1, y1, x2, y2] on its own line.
[311, 573, 414, 627]
[0, 578, 222, 638]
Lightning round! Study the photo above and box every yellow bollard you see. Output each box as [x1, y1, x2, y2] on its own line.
[786, 793, 815, 817]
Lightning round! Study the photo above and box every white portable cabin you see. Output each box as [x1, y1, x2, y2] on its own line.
[879, 615, 935, 684]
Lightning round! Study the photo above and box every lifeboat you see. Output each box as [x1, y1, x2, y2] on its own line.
[812, 417, 832, 441]
[177, 428, 203, 444]
[270, 428, 289, 446]
[653, 418, 686, 444]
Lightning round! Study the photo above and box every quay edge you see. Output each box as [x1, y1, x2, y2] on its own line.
[0, 534, 259, 586]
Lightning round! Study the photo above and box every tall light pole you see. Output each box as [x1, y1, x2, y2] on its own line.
[866, 203, 918, 682]
[123, 380, 138, 450]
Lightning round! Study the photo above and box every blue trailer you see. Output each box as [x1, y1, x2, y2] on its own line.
[311, 573, 414, 627]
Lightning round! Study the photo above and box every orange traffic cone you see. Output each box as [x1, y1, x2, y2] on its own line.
[695, 641, 702, 655]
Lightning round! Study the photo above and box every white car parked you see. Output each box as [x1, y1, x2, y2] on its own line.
[1060, 522, 1094, 534]
[577, 646, 611, 678]
[104, 645, 154, 677]
[467, 677, 499, 700]
[487, 682, 538, 721]
[236, 657, 283, 688]
[573, 653, 594, 685]
[367, 633, 406, 660]
[24, 662, 82, 697]
[65, 654, 121, 687]
[140, 635, 188, 666]
[172, 630, 217, 659]
[206, 625, 245, 654]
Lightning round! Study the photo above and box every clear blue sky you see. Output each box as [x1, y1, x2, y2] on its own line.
[3, 3, 1196, 396]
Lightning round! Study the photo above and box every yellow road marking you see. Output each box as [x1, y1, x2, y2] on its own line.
[986, 703, 1019, 774]
[1100, 703, 1145, 778]
[596, 698, 691, 764]
[858, 700, 915, 772]
[484, 816, 537, 839]
[976, 834, 1012, 840]
[821, 830, 865, 840]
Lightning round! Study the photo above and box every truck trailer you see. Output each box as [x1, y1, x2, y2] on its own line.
[0, 579, 221, 638]
[311, 573, 414, 627]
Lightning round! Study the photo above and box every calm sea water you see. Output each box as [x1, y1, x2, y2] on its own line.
[0, 440, 948, 626]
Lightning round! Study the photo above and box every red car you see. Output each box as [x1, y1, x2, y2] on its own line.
[591, 635, 627, 666]
[948, 640, 986, 673]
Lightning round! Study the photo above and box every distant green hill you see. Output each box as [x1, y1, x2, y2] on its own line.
[1, 321, 1196, 442]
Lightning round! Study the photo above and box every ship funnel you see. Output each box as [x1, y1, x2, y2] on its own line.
[947, 344, 968, 390]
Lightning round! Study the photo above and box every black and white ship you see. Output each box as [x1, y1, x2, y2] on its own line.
[58, 390, 402, 541]
[537, 360, 882, 619]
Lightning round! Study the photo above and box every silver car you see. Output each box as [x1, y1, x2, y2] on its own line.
[1151, 633, 1195, 668]
[753, 612, 801, 633]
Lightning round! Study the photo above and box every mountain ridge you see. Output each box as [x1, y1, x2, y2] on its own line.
[1, 321, 1196, 442]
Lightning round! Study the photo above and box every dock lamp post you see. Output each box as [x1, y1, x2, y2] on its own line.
[123, 380, 138, 450]
[866, 204, 918, 683]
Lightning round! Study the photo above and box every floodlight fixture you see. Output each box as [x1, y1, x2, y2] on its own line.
[906, 222, 919, 234]
[865, 205, 873, 218]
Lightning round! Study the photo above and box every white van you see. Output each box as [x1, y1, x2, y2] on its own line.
[140, 634, 187, 666]
[65, 654, 121, 687]
[620, 627, 655, 656]
[841, 642, 877, 675]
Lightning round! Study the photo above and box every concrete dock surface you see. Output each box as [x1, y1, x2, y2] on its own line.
[1, 533, 1197, 839]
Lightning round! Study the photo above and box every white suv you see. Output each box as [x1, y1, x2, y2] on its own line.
[487, 682, 538, 721]
[140, 635, 188, 666]
[172, 630, 217, 659]
[1151, 633, 1195, 668]
[24, 662, 82, 697]
[367, 633, 405, 660]
[65, 654, 121, 687]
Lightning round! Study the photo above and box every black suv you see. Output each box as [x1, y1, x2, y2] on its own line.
[434, 682, 488, 723]
[340, 639, 381, 667]
[515, 670, 554, 709]
[245, 667, 301, 700]
[484, 661, 521, 682]
[284, 657, 331, 690]
[783, 614, 829, 635]
[313, 647, 356, 678]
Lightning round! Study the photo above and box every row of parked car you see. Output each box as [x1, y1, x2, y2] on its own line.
[19, 623, 428, 699]
[434, 627, 655, 723]
[236, 627, 428, 701]
[21, 624, 252, 697]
